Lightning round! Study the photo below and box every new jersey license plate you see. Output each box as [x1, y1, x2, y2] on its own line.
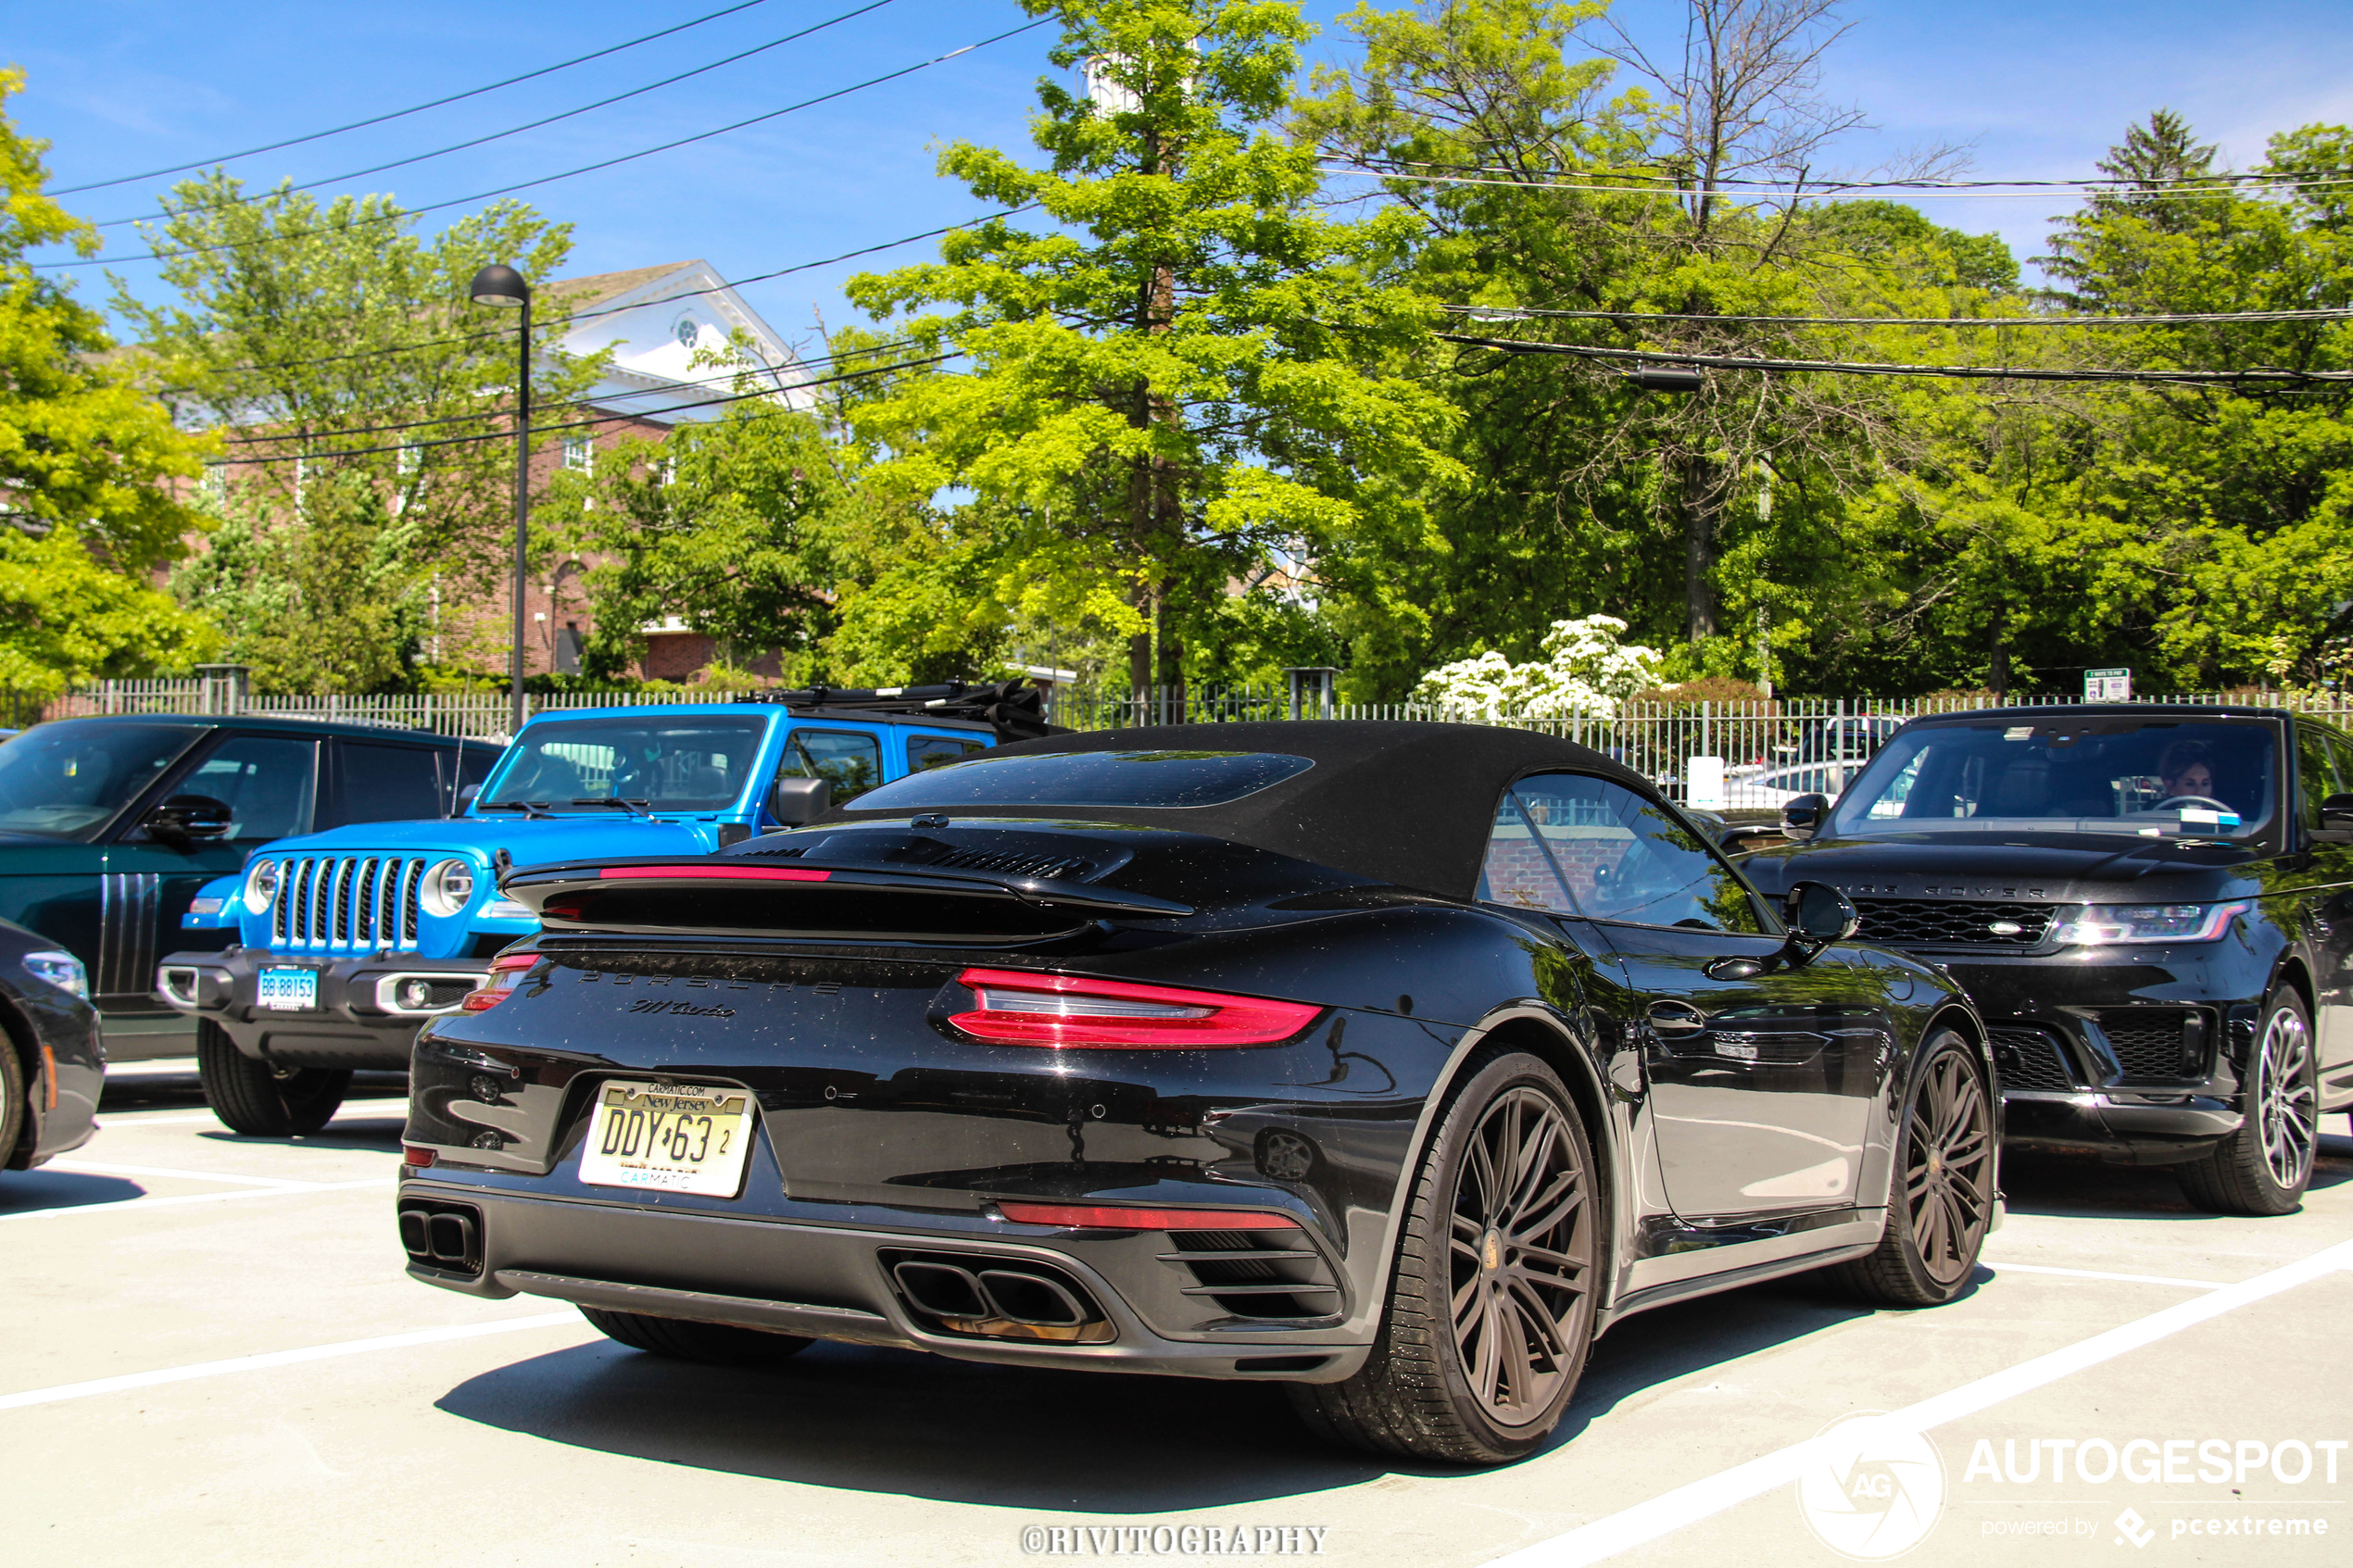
[256, 966, 318, 1011]
[577, 1080, 756, 1198]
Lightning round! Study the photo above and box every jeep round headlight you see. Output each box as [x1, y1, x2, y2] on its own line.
[422, 858, 477, 918]
[245, 859, 281, 912]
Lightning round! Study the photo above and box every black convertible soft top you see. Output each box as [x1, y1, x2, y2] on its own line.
[832, 721, 1656, 897]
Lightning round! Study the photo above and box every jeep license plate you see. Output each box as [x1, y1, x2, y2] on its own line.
[577, 1080, 755, 1198]
[257, 966, 318, 1011]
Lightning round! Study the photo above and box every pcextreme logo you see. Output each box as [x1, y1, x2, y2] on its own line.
[1795, 1412, 1948, 1560]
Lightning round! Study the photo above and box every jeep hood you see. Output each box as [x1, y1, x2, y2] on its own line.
[242, 814, 710, 867]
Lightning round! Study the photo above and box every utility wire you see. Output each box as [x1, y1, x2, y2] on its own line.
[54, 0, 777, 195]
[1332, 155, 2353, 196]
[1436, 331, 2353, 385]
[54, 18, 1054, 270]
[220, 337, 924, 445]
[90, 1, 899, 229]
[206, 349, 959, 468]
[1443, 304, 2353, 328]
[202, 206, 1038, 375]
[1326, 162, 2353, 203]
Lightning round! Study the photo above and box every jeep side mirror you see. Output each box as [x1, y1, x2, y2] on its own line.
[1785, 880, 1860, 944]
[144, 794, 233, 845]
[2322, 793, 2353, 832]
[767, 776, 831, 826]
[1780, 792, 1831, 841]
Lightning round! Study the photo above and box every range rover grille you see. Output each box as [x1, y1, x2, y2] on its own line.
[271, 855, 427, 952]
[1851, 898, 2059, 949]
[1989, 1026, 2076, 1092]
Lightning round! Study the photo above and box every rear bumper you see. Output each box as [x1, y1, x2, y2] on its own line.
[397, 1173, 1374, 1384]
[157, 945, 489, 1069]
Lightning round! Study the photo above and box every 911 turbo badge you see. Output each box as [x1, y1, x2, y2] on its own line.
[400, 721, 1990, 1467]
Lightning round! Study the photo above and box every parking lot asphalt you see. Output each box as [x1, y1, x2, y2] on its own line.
[7, 1063, 2350, 1568]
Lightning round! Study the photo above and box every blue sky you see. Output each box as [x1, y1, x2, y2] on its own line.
[14, 0, 2353, 355]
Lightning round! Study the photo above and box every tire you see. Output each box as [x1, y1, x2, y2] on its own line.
[195, 1019, 350, 1136]
[580, 1307, 814, 1365]
[1289, 1050, 1599, 1465]
[1826, 1028, 1993, 1308]
[2179, 987, 2319, 1217]
[0, 1031, 25, 1165]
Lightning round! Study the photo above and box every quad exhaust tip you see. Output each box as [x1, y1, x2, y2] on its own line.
[888, 1255, 1114, 1344]
[398, 1203, 482, 1275]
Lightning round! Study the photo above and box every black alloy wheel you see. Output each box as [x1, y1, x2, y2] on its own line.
[1829, 1028, 1992, 1307]
[2180, 987, 2318, 1217]
[0, 1029, 23, 1162]
[581, 1307, 813, 1365]
[195, 1020, 351, 1137]
[1290, 1050, 1598, 1463]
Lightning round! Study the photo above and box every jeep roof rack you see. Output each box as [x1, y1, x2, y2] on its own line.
[749, 677, 1063, 743]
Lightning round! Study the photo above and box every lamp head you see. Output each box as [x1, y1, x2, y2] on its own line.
[469, 263, 530, 307]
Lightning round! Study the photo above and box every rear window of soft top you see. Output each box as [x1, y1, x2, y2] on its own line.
[851, 749, 1314, 810]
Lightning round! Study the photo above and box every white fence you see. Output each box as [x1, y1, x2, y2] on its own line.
[16, 679, 2349, 809]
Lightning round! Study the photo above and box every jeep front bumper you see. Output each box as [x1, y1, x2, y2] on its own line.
[157, 945, 493, 1070]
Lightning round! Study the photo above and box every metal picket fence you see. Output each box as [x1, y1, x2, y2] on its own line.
[12, 678, 2349, 809]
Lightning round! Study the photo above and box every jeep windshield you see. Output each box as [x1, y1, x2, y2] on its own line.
[477, 717, 766, 813]
[1827, 718, 2278, 840]
[0, 721, 199, 840]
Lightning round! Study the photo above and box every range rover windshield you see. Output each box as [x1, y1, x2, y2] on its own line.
[478, 717, 767, 813]
[1828, 718, 2278, 840]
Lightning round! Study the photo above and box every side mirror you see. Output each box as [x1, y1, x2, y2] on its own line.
[145, 794, 233, 845]
[2322, 793, 2353, 832]
[1780, 792, 1831, 842]
[767, 776, 832, 826]
[457, 783, 482, 808]
[1784, 880, 1860, 944]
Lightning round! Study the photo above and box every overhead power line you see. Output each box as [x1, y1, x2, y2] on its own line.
[1436, 331, 2353, 385]
[206, 349, 960, 468]
[1343, 155, 2353, 193]
[53, 17, 1054, 270]
[54, 0, 778, 195]
[204, 205, 1038, 375]
[1443, 304, 2353, 328]
[1326, 161, 2353, 203]
[90, 0, 900, 230]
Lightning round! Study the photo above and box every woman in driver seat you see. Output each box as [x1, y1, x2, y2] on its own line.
[2157, 740, 2221, 808]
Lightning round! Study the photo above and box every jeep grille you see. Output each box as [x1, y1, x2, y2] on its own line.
[270, 856, 428, 952]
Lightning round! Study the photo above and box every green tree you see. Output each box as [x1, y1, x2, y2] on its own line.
[840, 0, 1462, 707]
[117, 176, 598, 691]
[0, 69, 216, 695]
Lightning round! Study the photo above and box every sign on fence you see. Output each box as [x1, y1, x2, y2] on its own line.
[2084, 667, 2133, 701]
[1685, 755, 1726, 812]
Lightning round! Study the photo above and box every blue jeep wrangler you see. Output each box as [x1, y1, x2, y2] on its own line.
[159, 684, 1049, 1134]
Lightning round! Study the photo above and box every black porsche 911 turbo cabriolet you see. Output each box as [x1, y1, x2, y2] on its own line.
[396, 723, 1997, 1463]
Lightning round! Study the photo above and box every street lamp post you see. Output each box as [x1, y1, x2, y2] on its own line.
[469, 263, 533, 734]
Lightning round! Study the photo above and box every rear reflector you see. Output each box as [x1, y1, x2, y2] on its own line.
[460, 952, 538, 1012]
[996, 1201, 1299, 1231]
[402, 1145, 435, 1169]
[950, 968, 1320, 1048]
[597, 865, 830, 882]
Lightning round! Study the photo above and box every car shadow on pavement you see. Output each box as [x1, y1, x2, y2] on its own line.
[193, 1116, 408, 1155]
[0, 1168, 146, 1213]
[439, 1270, 1881, 1499]
[1999, 1123, 2353, 1221]
[437, 1336, 1389, 1508]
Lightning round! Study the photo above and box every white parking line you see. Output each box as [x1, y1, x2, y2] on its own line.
[1987, 1260, 2228, 1290]
[0, 1312, 584, 1412]
[100, 1101, 407, 1129]
[0, 1176, 396, 1223]
[1489, 1235, 2353, 1568]
[46, 1160, 324, 1190]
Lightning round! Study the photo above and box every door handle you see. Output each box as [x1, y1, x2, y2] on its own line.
[1645, 999, 1710, 1036]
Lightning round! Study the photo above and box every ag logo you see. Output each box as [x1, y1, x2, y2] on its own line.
[1795, 1412, 1947, 1560]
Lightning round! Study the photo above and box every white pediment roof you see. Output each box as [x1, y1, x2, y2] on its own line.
[547, 260, 813, 423]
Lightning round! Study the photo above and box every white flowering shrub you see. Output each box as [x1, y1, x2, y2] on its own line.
[1410, 615, 1666, 720]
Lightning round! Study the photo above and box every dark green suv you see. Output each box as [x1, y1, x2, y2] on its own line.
[0, 714, 498, 1062]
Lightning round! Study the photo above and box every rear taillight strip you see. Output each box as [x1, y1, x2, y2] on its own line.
[996, 1201, 1300, 1231]
[950, 968, 1320, 1049]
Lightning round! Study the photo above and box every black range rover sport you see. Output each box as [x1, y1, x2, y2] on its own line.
[1737, 704, 2353, 1215]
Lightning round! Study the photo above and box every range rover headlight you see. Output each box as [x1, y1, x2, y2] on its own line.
[245, 859, 281, 912]
[421, 858, 478, 918]
[2052, 900, 2250, 946]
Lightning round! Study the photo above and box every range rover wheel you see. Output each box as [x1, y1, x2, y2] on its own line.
[195, 1020, 349, 1136]
[1827, 1028, 1992, 1307]
[2179, 988, 2317, 1217]
[1290, 1050, 1598, 1465]
[580, 1307, 813, 1365]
